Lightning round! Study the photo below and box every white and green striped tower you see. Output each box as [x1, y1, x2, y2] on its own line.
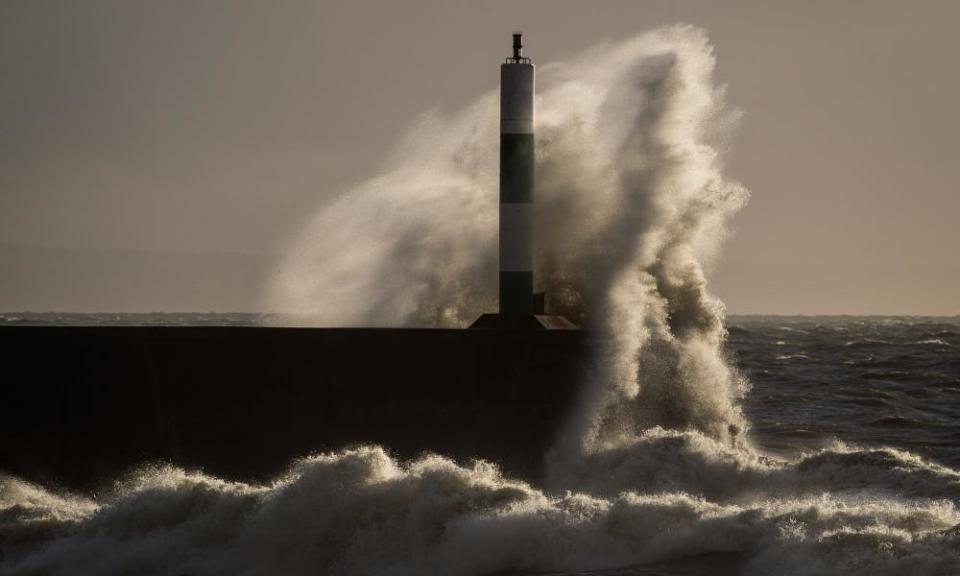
[499, 33, 535, 316]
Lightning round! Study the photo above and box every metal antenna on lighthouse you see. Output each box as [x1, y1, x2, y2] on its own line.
[512, 33, 523, 60]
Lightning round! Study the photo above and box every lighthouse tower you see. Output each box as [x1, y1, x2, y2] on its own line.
[499, 33, 535, 316]
[471, 33, 575, 330]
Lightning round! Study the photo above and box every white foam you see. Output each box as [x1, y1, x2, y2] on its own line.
[2, 446, 959, 575]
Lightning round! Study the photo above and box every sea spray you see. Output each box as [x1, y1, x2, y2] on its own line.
[529, 30, 751, 472]
[263, 27, 746, 332]
[265, 25, 750, 454]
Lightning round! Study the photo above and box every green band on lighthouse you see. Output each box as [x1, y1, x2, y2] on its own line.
[500, 134, 534, 204]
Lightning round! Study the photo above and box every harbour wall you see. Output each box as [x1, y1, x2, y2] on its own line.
[0, 327, 588, 491]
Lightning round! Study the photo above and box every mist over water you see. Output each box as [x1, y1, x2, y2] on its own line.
[3, 27, 960, 576]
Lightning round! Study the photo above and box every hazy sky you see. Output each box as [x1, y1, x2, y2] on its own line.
[1, 0, 957, 314]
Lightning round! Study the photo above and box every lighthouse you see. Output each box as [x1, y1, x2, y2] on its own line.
[471, 34, 574, 330]
[499, 33, 535, 316]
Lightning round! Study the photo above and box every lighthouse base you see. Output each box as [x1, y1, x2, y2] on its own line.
[468, 314, 577, 330]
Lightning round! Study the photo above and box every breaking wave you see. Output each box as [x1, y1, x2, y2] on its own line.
[3, 443, 959, 575]
[3, 26, 959, 575]
[265, 23, 750, 456]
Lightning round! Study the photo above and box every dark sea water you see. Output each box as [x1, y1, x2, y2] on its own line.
[0, 312, 272, 327]
[727, 317, 960, 468]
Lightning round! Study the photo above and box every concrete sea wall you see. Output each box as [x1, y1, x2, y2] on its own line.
[0, 327, 588, 490]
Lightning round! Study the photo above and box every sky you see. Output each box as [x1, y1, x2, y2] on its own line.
[1, 0, 957, 315]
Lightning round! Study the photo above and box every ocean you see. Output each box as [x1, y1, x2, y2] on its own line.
[1, 314, 958, 575]
[732, 316, 960, 469]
